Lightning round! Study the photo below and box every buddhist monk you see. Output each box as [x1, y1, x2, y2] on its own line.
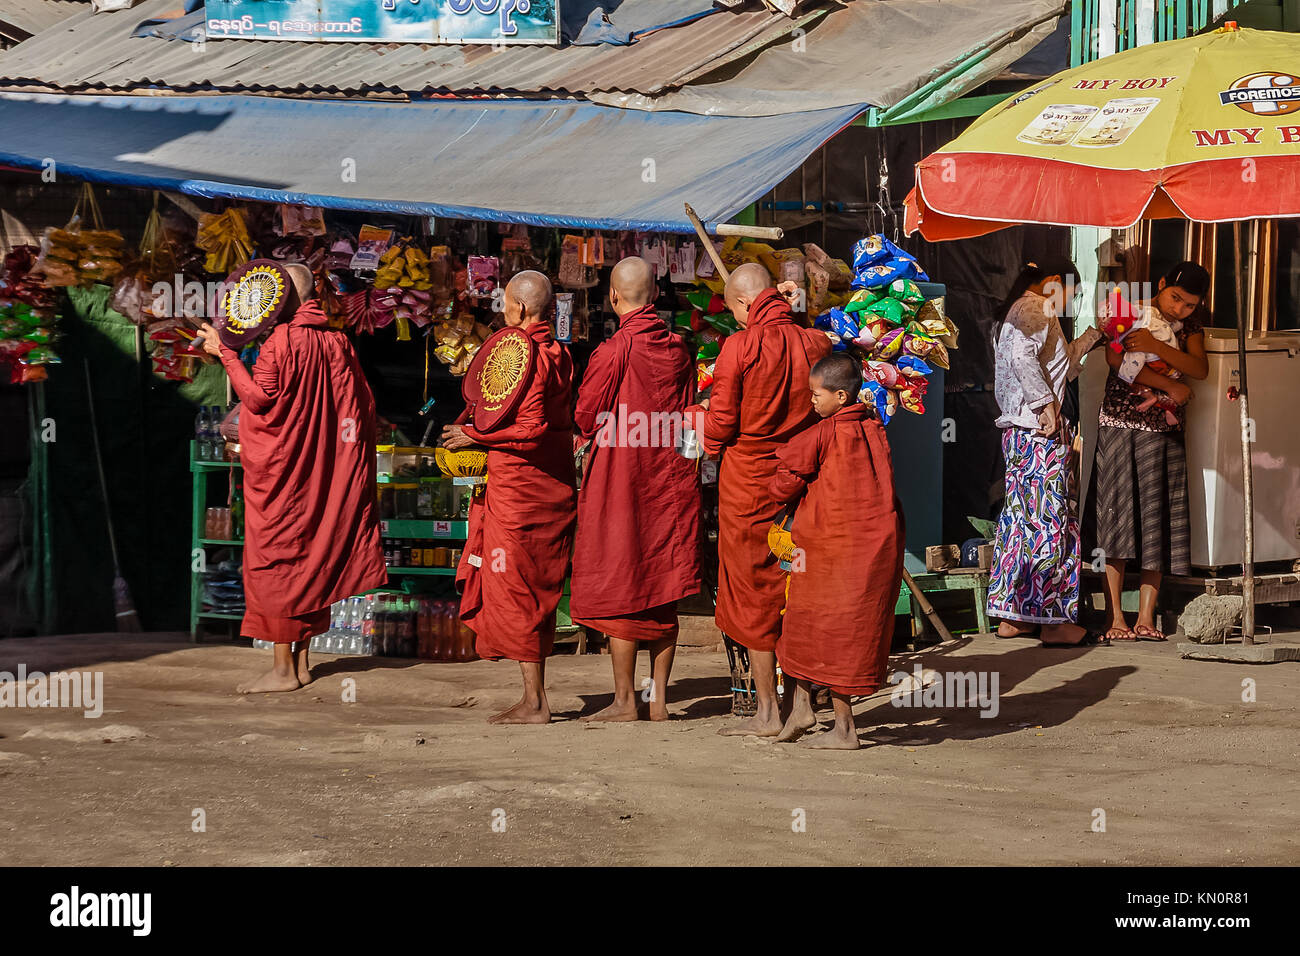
[442, 271, 577, 725]
[571, 257, 702, 722]
[196, 262, 387, 693]
[689, 262, 831, 736]
[770, 353, 904, 749]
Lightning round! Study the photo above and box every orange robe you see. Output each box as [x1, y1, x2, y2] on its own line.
[570, 305, 702, 642]
[690, 289, 831, 652]
[770, 404, 904, 694]
[219, 301, 387, 644]
[455, 323, 577, 663]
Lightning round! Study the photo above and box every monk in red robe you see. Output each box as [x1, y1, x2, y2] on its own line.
[443, 271, 577, 725]
[571, 256, 701, 722]
[688, 262, 831, 736]
[196, 264, 387, 693]
[770, 353, 904, 749]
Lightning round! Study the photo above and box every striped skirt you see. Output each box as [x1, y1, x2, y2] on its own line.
[1092, 425, 1190, 575]
[987, 426, 1080, 625]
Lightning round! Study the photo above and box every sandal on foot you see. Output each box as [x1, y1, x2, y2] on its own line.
[1133, 624, 1167, 642]
[1105, 626, 1137, 642]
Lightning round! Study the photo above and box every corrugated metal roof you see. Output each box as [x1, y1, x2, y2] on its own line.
[0, 0, 821, 98]
[0, 0, 86, 40]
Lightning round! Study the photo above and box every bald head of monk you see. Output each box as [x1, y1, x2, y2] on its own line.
[503, 270, 553, 329]
[282, 263, 316, 305]
[724, 262, 774, 328]
[608, 256, 656, 317]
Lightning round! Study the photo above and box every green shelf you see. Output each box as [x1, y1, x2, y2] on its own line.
[199, 538, 243, 546]
[379, 519, 468, 539]
[197, 611, 244, 620]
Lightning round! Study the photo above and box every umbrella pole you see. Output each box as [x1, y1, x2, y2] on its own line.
[1233, 222, 1255, 643]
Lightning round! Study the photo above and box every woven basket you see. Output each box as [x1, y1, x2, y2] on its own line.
[436, 446, 488, 478]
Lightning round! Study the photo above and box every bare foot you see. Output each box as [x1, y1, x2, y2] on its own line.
[296, 662, 313, 687]
[997, 621, 1038, 638]
[775, 704, 818, 743]
[238, 669, 301, 694]
[718, 713, 784, 737]
[582, 697, 640, 722]
[648, 706, 671, 722]
[488, 698, 551, 725]
[805, 724, 860, 750]
[1040, 622, 1087, 646]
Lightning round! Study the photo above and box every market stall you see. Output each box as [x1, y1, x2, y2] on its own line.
[3, 171, 959, 652]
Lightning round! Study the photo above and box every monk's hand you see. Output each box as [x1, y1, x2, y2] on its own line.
[776, 280, 800, 306]
[441, 425, 472, 450]
[195, 322, 224, 358]
[697, 398, 710, 411]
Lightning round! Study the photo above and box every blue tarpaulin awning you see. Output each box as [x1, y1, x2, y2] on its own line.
[0, 92, 862, 232]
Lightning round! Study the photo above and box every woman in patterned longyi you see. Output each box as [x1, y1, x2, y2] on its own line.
[987, 258, 1105, 647]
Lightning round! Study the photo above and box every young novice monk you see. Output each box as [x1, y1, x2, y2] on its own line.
[769, 353, 904, 749]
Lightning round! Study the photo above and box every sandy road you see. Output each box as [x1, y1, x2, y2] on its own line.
[0, 631, 1294, 866]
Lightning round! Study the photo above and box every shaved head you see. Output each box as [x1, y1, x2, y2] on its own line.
[609, 256, 656, 315]
[504, 270, 553, 328]
[724, 262, 774, 328]
[283, 262, 315, 302]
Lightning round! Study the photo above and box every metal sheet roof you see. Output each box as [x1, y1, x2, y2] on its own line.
[0, 0, 86, 40]
[0, 91, 863, 232]
[0, 0, 820, 98]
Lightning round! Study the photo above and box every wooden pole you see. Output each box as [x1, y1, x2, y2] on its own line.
[901, 568, 955, 643]
[1233, 222, 1256, 642]
[684, 203, 730, 281]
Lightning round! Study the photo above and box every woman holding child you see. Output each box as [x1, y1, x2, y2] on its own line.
[1090, 262, 1210, 642]
[988, 257, 1102, 646]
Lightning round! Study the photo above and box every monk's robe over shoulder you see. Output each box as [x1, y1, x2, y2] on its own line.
[687, 288, 830, 651]
[219, 301, 387, 642]
[455, 323, 577, 663]
[770, 404, 904, 695]
[570, 304, 702, 640]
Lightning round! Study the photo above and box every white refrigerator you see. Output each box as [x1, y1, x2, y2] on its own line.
[1185, 328, 1300, 569]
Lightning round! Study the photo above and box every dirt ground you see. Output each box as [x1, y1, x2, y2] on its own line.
[0, 630, 1295, 866]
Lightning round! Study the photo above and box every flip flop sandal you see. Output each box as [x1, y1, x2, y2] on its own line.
[1133, 624, 1167, 642]
[1041, 631, 1110, 648]
[1106, 626, 1138, 642]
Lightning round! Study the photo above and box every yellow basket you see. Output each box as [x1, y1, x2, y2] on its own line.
[436, 446, 488, 478]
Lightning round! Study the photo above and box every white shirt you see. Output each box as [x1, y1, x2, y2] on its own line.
[994, 291, 1101, 430]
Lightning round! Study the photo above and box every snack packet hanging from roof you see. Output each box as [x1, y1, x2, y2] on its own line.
[861, 296, 910, 325]
[843, 288, 884, 314]
[888, 278, 926, 307]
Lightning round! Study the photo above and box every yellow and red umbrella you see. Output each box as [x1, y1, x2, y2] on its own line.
[905, 23, 1300, 240]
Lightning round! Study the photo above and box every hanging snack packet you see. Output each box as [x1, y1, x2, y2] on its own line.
[843, 288, 884, 314]
[888, 279, 926, 308]
[466, 256, 499, 299]
[861, 296, 910, 325]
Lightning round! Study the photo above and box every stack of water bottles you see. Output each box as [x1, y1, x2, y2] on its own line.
[307, 594, 478, 661]
[193, 404, 230, 461]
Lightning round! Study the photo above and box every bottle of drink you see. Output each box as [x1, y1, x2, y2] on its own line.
[399, 597, 415, 657]
[230, 475, 245, 540]
[350, 596, 366, 655]
[195, 405, 211, 461]
[361, 595, 376, 656]
[206, 406, 221, 461]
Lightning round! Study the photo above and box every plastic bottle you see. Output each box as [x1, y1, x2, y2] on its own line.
[361, 595, 376, 656]
[398, 597, 416, 657]
[195, 405, 211, 461]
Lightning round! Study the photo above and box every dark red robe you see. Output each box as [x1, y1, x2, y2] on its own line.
[688, 288, 831, 652]
[455, 322, 577, 663]
[219, 301, 387, 644]
[570, 305, 701, 641]
[770, 404, 904, 694]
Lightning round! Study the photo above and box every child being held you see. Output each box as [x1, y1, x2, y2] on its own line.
[767, 353, 905, 750]
[1104, 298, 1183, 426]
